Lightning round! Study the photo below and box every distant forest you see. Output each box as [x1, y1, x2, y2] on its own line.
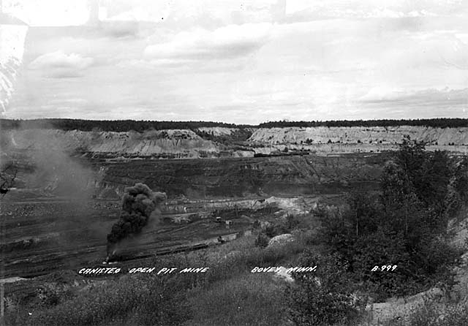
[0, 119, 252, 132]
[258, 118, 468, 129]
[1, 118, 468, 131]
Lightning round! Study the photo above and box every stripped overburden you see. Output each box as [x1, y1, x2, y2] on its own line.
[2, 119, 468, 159]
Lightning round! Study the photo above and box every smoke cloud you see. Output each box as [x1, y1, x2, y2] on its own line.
[107, 183, 166, 258]
[0, 122, 104, 261]
[1, 126, 96, 200]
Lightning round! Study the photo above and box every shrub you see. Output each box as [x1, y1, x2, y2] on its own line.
[255, 232, 270, 248]
[351, 230, 415, 301]
[285, 251, 362, 326]
[286, 213, 301, 230]
[314, 140, 467, 300]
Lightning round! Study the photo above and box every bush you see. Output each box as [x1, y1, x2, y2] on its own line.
[285, 251, 362, 326]
[314, 140, 467, 300]
[286, 214, 301, 230]
[255, 232, 270, 248]
[263, 214, 303, 239]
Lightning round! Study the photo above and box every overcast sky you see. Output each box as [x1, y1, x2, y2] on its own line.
[1, 0, 467, 124]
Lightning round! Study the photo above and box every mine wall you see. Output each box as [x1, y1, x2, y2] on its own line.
[1, 125, 466, 199]
[3, 126, 468, 160]
[93, 154, 385, 200]
[249, 126, 468, 146]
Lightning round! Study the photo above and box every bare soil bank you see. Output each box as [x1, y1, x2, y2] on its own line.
[2, 126, 468, 159]
[96, 154, 385, 199]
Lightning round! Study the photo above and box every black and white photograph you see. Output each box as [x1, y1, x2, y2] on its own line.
[1, 1, 468, 325]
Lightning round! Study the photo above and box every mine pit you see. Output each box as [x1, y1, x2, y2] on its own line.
[3, 122, 467, 326]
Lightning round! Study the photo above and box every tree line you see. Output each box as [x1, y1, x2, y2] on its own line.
[2, 118, 468, 132]
[0, 119, 253, 132]
[259, 118, 468, 129]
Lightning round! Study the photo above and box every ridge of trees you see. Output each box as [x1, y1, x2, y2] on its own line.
[0, 119, 254, 132]
[259, 118, 468, 129]
[1, 118, 468, 132]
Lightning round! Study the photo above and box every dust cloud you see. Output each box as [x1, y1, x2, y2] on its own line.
[1, 122, 96, 199]
[0, 122, 103, 250]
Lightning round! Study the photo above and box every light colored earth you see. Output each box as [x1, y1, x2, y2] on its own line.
[0, 277, 28, 284]
[3, 126, 468, 158]
[249, 126, 468, 147]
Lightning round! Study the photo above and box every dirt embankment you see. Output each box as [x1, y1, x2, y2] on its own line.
[3, 126, 468, 158]
[197, 127, 255, 136]
[3, 129, 220, 158]
[97, 154, 384, 199]
[248, 126, 468, 153]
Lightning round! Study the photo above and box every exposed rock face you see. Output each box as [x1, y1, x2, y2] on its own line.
[3, 125, 467, 197]
[249, 126, 468, 146]
[3, 126, 468, 159]
[248, 126, 468, 154]
[267, 233, 294, 248]
[3, 129, 219, 158]
[197, 127, 240, 136]
[98, 154, 385, 198]
[265, 196, 312, 214]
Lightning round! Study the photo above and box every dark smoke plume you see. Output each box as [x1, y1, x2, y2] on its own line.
[106, 183, 166, 259]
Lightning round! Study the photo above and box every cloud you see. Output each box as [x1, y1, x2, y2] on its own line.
[29, 50, 94, 70]
[28, 50, 94, 78]
[143, 23, 272, 65]
[382, 33, 468, 70]
[7, 1, 468, 123]
[98, 0, 282, 27]
[101, 21, 140, 38]
[358, 87, 468, 108]
[284, 0, 468, 22]
[2, 0, 90, 26]
[353, 87, 468, 119]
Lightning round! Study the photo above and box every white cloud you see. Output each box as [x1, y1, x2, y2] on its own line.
[101, 21, 140, 38]
[6, 0, 468, 122]
[143, 23, 272, 64]
[98, 0, 281, 25]
[2, 0, 89, 26]
[28, 50, 94, 78]
[284, 0, 468, 21]
[29, 51, 93, 70]
[357, 88, 468, 119]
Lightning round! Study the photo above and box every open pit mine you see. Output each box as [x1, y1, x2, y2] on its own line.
[1, 121, 468, 324]
[2, 123, 468, 275]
